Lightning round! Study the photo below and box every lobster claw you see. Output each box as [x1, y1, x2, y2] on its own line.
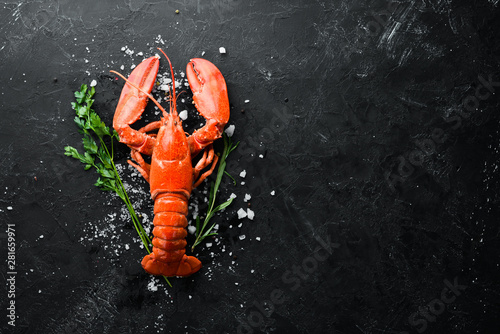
[113, 56, 160, 155]
[186, 58, 230, 157]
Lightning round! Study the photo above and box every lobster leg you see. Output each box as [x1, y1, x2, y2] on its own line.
[113, 56, 160, 155]
[193, 154, 218, 188]
[186, 59, 230, 157]
[128, 150, 151, 182]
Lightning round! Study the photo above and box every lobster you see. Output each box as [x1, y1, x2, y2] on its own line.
[111, 49, 229, 277]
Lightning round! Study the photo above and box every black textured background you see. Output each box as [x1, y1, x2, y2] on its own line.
[1, 0, 500, 333]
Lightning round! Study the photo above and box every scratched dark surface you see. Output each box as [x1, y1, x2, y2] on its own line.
[1, 0, 500, 333]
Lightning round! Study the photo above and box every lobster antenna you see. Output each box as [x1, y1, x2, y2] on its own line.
[110, 70, 168, 117]
[158, 48, 178, 117]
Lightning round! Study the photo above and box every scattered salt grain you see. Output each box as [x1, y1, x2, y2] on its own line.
[244, 194, 251, 202]
[229, 193, 237, 199]
[251, 269, 255, 273]
[90, 80, 97, 87]
[239, 235, 246, 240]
[247, 208, 255, 220]
[206, 242, 212, 248]
[219, 47, 226, 54]
[239, 170, 246, 178]
[7, 206, 13, 210]
[147, 279, 158, 292]
[225, 124, 235, 137]
[259, 154, 264, 158]
[39, 235, 44, 239]
[237, 208, 247, 219]
[201, 51, 206, 56]
[188, 225, 196, 234]
[238, 223, 242, 228]
[244, 99, 250, 103]
[255, 237, 261, 241]
[270, 190, 275, 196]
[179, 110, 188, 120]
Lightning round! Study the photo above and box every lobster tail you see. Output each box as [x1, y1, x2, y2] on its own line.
[141, 194, 201, 277]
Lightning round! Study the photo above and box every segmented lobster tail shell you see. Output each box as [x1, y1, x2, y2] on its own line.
[141, 193, 201, 277]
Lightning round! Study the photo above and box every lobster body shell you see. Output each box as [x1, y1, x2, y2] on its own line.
[141, 115, 201, 276]
[112, 51, 229, 277]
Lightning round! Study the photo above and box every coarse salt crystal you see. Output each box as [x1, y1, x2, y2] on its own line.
[239, 170, 246, 178]
[256, 237, 261, 241]
[188, 226, 196, 234]
[270, 190, 275, 196]
[237, 208, 247, 219]
[201, 51, 206, 56]
[244, 99, 250, 103]
[239, 235, 246, 240]
[179, 110, 188, 120]
[244, 194, 251, 202]
[206, 242, 212, 248]
[229, 193, 237, 199]
[7, 206, 13, 210]
[247, 208, 255, 220]
[90, 80, 97, 87]
[225, 124, 235, 137]
[219, 47, 226, 54]
[259, 154, 264, 158]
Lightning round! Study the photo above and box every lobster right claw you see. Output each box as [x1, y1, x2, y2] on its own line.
[186, 58, 230, 157]
[113, 56, 160, 155]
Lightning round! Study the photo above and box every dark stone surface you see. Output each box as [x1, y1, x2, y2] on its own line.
[1, 0, 500, 333]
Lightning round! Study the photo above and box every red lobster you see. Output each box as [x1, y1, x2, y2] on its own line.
[111, 49, 229, 277]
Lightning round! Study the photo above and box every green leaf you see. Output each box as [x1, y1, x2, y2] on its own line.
[82, 135, 98, 154]
[74, 116, 85, 129]
[75, 85, 87, 103]
[212, 197, 234, 213]
[75, 105, 88, 118]
[64, 146, 80, 159]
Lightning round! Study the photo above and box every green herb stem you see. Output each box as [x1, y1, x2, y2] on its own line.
[192, 133, 239, 251]
[65, 84, 171, 287]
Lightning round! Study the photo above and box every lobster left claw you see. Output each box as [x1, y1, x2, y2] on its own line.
[186, 58, 230, 157]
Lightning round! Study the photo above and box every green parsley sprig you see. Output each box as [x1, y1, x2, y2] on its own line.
[192, 133, 239, 251]
[64, 84, 172, 287]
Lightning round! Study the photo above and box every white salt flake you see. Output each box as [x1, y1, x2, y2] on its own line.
[244, 194, 251, 202]
[90, 80, 97, 87]
[188, 225, 196, 234]
[256, 237, 261, 241]
[39, 235, 44, 239]
[229, 193, 237, 199]
[259, 154, 264, 158]
[237, 208, 247, 219]
[244, 99, 250, 103]
[7, 206, 13, 210]
[147, 279, 158, 292]
[219, 47, 226, 54]
[239, 170, 246, 178]
[201, 51, 206, 56]
[239, 235, 246, 240]
[225, 124, 235, 137]
[179, 110, 188, 120]
[270, 190, 275, 196]
[206, 242, 212, 248]
[247, 208, 255, 220]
